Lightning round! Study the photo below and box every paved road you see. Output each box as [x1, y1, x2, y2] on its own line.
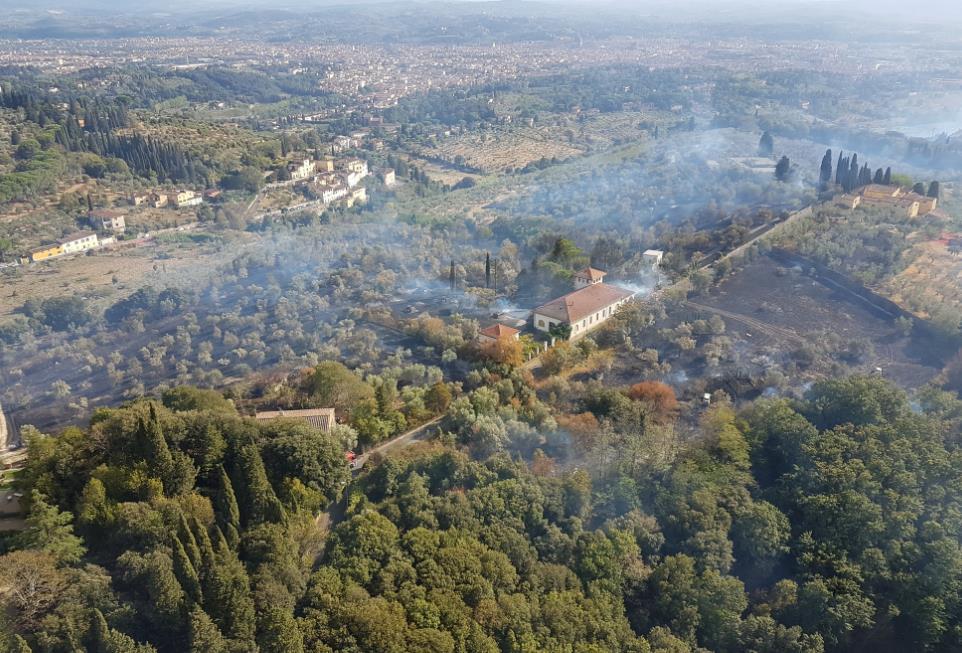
[312, 415, 443, 567]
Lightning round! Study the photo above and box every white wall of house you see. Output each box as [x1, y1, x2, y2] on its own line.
[61, 234, 99, 254]
[532, 298, 629, 339]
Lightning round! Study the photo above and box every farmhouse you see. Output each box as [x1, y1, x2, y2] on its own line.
[28, 243, 64, 262]
[857, 184, 937, 217]
[59, 231, 99, 255]
[478, 323, 520, 345]
[254, 408, 335, 432]
[169, 190, 202, 208]
[380, 168, 396, 187]
[533, 278, 634, 340]
[90, 209, 126, 233]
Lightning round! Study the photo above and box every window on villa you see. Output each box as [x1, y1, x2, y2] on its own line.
[538, 320, 545, 327]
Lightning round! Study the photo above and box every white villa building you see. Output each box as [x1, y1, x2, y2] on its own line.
[533, 268, 635, 340]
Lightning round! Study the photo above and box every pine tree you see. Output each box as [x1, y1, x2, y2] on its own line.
[15, 491, 86, 564]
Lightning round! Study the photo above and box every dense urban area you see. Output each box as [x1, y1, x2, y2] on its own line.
[3, 1, 962, 652]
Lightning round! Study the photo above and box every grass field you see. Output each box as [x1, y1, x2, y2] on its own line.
[0, 235, 249, 319]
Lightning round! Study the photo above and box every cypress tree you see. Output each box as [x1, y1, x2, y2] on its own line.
[177, 512, 203, 572]
[873, 168, 884, 184]
[775, 155, 791, 181]
[884, 167, 892, 185]
[449, 260, 456, 290]
[928, 181, 941, 198]
[758, 131, 774, 156]
[913, 182, 926, 195]
[172, 537, 203, 605]
[836, 150, 845, 184]
[485, 252, 491, 289]
[204, 538, 256, 646]
[215, 466, 241, 547]
[188, 607, 229, 653]
[849, 156, 860, 190]
[135, 406, 176, 494]
[257, 608, 305, 653]
[819, 149, 833, 186]
[232, 444, 284, 526]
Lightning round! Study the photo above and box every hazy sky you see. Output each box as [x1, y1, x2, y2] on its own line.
[12, 0, 962, 22]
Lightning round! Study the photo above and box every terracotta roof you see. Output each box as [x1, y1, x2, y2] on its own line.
[480, 323, 520, 339]
[255, 408, 335, 432]
[534, 283, 635, 324]
[59, 231, 97, 244]
[576, 267, 607, 281]
[860, 184, 901, 199]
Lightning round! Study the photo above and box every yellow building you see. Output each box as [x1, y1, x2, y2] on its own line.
[29, 244, 64, 262]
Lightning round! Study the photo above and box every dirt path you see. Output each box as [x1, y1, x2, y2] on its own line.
[684, 300, 806, 344]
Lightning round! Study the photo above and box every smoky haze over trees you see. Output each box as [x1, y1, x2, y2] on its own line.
[2, 1, 962, 652]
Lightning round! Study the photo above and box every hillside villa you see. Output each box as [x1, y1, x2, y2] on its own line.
[533, 267, 635, 340]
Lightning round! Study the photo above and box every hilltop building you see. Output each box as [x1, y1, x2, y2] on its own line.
[533, 270, 634, 340]
[254, 408, 335, 432]
[289, 158, 316, 182]
[851, 184, 938, 217]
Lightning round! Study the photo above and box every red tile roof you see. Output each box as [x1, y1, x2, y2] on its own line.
[576, 267, 607, 281]
[534, 283, 635, 324]
[479, 323, 520, 339]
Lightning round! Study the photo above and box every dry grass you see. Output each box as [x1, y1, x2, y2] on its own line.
[0, 240, 234, 318]
[881, 239, 962, 317]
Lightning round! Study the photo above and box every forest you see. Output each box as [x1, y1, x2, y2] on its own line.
[3, 371, 962, 653]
